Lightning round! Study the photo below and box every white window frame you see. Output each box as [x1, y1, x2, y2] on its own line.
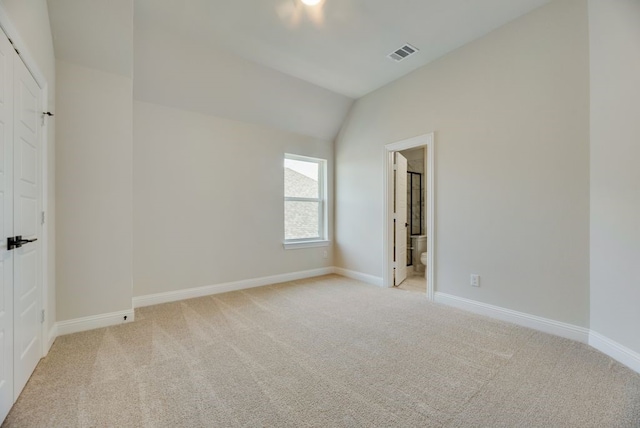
[284, 154, 329, 249]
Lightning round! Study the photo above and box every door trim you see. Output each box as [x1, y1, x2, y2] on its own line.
[383, 133, 435, 300]
[0, 6, 52, 357]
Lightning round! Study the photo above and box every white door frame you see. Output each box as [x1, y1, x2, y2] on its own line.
[0, 6, 52, 357]
[383, 133, 435, 300]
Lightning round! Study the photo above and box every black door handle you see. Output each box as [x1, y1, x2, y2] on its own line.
[7, 235, 37, 250]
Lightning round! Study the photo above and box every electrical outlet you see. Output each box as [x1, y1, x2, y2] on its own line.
[323, 250, 328, 259]
[470, 274, 480, 287]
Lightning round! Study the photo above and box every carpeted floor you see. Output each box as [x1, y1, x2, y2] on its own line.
[4, 275, 640, 427]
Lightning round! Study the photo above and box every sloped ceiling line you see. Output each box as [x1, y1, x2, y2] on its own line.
[47, 0, 550, 140]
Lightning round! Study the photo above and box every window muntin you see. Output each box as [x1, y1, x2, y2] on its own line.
[284, 155, 326, 243]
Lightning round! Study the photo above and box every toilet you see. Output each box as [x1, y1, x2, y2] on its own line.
[410, 235, 427, 273]
[420, 252, 428, 276]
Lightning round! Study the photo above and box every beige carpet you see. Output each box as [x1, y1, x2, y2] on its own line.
[4, 275, 640, 427]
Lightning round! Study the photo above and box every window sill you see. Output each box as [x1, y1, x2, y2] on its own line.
[283, 240, 330, 250]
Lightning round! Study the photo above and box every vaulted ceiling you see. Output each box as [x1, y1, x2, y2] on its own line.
[47, 0, 551, 140]
[134, 0, 550, 98]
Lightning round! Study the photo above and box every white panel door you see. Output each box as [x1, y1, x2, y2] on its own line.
[394, 152, 408, 285]
[12, 54, 41, 399]
[0, 29, 14, 422]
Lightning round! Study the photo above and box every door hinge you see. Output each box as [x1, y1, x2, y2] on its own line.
[41, 309, 45, 324]
[393, 163, 397, 171]
[41, 211, 45, 225]
[7, 38, 19, 55]
[41, 112, 54, 126]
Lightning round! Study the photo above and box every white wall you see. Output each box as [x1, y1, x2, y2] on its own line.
[0, 0, 56, 339]
[335, 0, 590, 327]
[45, 0, 341, 321]
[46, 0, 133, 78]
[134, 22, 352, 142]
[589, 0, 640, 355]
[133, 101, 333, 297]
[55, 60, 133, 320]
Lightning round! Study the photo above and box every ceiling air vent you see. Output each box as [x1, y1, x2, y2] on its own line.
[387, 44, 419, 62]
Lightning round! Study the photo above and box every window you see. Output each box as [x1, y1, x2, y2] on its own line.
[284, 154, 328, 248]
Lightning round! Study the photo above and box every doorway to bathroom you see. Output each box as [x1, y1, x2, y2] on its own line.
[383, 133, 435, 300]
[402, 150, 427, 292]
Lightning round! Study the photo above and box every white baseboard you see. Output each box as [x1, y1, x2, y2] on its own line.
[44, 324, 58, 355]
[47, 270, 640, 376]
[56, 308, 135, 336]
[589, 331, 640, 374]
[133, 267, 335, 308]
[434, 292, 590, 343]
[333, 267, 384, 287]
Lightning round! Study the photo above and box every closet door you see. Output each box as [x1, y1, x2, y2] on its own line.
[12, 51, 41, 399]
[0, 28, 14, 422]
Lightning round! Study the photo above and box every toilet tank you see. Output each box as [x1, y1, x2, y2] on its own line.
[410, 234, 427, 247]
[410, 235, 427, 271]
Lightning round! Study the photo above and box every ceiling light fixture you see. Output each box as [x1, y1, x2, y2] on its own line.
[301, 0, 322, 6]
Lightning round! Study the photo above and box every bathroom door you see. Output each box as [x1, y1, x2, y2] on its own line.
[394, 152, 407, 285]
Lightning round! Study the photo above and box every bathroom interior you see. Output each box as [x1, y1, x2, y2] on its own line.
[398, 146, 427, 293]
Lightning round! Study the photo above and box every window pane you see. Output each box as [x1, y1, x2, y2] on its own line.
[285, 201, 320, 240]
[285, 159, 319, 198]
